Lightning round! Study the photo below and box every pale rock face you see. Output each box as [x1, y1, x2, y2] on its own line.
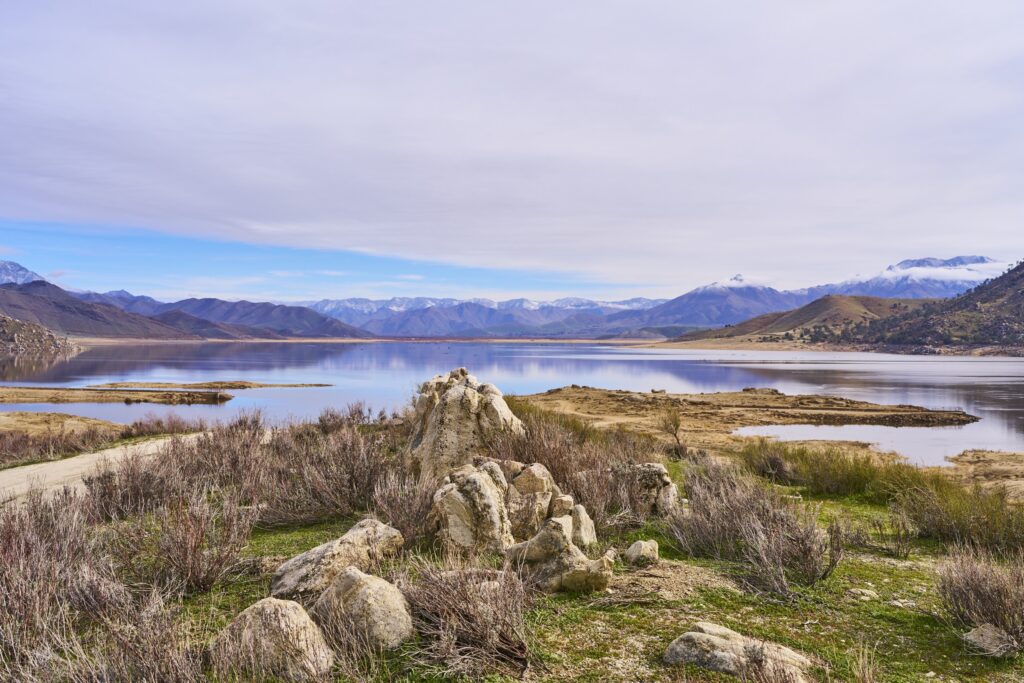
[311, 567, 413, 651]
[271, 519, 404, 602]
[571, 504, 597, 548]
[630, 463, 680, 517]
[624, 539, 659, 566]
[432, 463, 515, 552]
[664, 622, 812, 682]
[505, 518, 614, 593]
[409, 368, 525, 481]
[209, 598, 334, 682]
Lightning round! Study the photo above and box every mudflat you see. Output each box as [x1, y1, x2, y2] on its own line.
[90, 381, 331, 390]
[0, 386, 232, 404]
[519, 385, 977, 452]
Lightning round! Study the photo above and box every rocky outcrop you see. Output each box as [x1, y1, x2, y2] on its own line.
[624, 539, 659, 567]
[209, 597, 334, 682]
[311, 567, 413, 651]
[505, 517, 614, 593]
[432, 462, 515, 553]
[664, 622, 812, 681]
[627, 463, 679, 517]
[0, 314, 78, 358]
[409, 368, 525, 481]
[271, 519, 404, 602]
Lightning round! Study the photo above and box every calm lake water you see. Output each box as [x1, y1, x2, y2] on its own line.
[3, 342, 1024, 466]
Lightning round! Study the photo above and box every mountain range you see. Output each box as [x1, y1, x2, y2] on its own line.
[0, 256, 1010, 340]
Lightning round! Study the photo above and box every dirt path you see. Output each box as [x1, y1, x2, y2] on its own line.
[0, 433, 201, 501]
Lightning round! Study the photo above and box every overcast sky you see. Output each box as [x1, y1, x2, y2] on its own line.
[1, 2, 1022, 300]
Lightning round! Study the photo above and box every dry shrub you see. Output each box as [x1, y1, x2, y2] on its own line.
[668, 461, 842, 594]
[0, 490, 201, 681]
[937, 546, 1024, 654]
[871, 506, 916, 559]
[83, 408, 405, 527]
[371, 469, 436, 549]
[397, 556, 536, 678]
[849, 641, 878, 683]
[106, 490, 257, 595]
[894, 482, 1024, 553]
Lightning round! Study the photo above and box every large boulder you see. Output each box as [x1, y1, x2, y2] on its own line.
[432, 462, 515, 552]
[409, 368, 525, 481]
[311, 567, 413, 651]
[505, 517, 614, 593]
[664, 622, 812, 681]
[628, 463, 679, 517]
[271, 519, 404, 602]
[209, 598, 334, 682]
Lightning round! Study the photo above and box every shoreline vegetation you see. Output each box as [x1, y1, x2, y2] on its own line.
[1, 385, 1023, 681]
[0, 385, 233, 405]
[89, 381, 333, 390]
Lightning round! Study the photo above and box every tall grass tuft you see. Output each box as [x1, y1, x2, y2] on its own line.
[937, 546, 1024, 655]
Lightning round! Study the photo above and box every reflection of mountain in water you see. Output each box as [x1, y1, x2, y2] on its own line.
[0, 353, 79, 381]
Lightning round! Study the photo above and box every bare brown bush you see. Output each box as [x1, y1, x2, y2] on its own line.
[0, 490, 202, 681]
[668, 461, 842, 595]
[106, 490, 257, 595]
[371, 469, 436, 549]
[937, 546, 1024, 654]
[397, 556, 536, 678]
[871, 506, 916, 559]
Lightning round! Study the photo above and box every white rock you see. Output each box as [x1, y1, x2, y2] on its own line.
[624, 540, 659, 566]
[571, 504, 598, 548]
[549, 494, 575, 518]
[963, 623, 1020, 656]
[311, 567, 413, 651]
[209, 598, 334, 682]
[664, 622, 812, 682]
[629, 463, 680, 517]
[432, 463, 514, 552]
[409, 368, 525, 481]
[505, 518, 614, 593]
[271, 519, 403, 601]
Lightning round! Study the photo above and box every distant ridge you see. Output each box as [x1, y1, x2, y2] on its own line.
[0, 282, 195, 339]
[0, 260, 46, 286]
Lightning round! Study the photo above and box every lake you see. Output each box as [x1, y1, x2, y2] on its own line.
[2, 342, 1024, 466]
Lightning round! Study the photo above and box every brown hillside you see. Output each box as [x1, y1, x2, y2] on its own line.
[683, 295, 932, 341]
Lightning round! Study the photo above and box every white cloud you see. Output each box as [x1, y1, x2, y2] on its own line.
[396, 274, 425, 281]
[1, 1, 1022, 294]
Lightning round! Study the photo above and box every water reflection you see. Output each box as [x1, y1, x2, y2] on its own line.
[1, 342, 1023, 465]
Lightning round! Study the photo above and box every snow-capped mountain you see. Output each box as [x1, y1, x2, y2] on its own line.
[0, 260, 46, 285]
[306, 296, 667, 327]
[803, 256, 1008, 300]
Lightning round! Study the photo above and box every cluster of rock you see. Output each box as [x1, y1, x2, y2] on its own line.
[210, 519, 410, 681]
[430, 457, 611, 592]
[207, 368, 694, 680]
[0, 314, 78, 358]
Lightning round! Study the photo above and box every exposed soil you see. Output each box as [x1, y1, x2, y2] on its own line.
[947, 449, 1024, 501]
[519, 385, 976, 452]
[0, 411, 120, 436]
[90, 381, 331, 390]
[0, 386, 232, 405]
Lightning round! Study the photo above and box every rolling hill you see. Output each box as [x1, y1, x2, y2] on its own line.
[683, 295, 933, 342]
[843, 260, 1024, 347]
[149, 310, 287, 340]
[0, 282, 197, 339]
[154, 298, 371, 338]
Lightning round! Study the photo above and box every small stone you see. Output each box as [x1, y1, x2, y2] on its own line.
[571, 504, 598, 549]
[963, 623, 1020, 657]
[624, 540, 659, 567]
[847, 588, 879, 601]
[549, 494, 575, 518]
